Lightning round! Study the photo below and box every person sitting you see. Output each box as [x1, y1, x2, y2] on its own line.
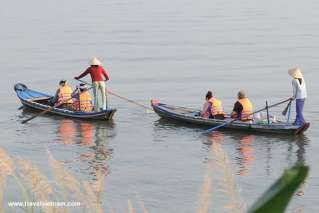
[72, 83, 93, 112]
[50, 80, 73, 109]
[201, 91, 226, 119]
[231, 90, 253, 121]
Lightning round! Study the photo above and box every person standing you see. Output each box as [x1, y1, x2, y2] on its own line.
[75, 57, 110, 112]
[288, 67, 307, 126]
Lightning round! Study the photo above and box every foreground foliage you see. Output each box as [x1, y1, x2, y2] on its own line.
[248, 165, 308, 213]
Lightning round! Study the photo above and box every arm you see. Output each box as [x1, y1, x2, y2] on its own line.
[101, 67, 110, 81]
[75, 68, 90, 79]
[201, 101, 210, 116]
[291, 79, 297, 99]
[231, 101, 243, 118]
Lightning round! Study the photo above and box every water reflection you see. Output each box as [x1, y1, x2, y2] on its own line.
[58, 120, 76, 145]
[203, 131, 310, 177]
[237, 135, 255, 176]
[56, 119, 115, 176]
[206, 131, 224, 145]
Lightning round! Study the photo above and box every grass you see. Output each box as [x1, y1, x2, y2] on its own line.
[0, 147, 149, 213]
[0, 142, 306, 213]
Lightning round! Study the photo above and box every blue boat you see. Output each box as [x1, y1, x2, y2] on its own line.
[14, 83, 116, 120]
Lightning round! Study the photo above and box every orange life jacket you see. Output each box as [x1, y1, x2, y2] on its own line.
[237, 98, 253, 121]
[208, 97, 225, 116]
[79, 91, 93, 112]
[58, 85, 73, 104]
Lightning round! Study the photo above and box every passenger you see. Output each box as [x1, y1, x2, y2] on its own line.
[201, 91, 226, 119]
[51, 80, 73, 109]
[72, 83, 93, 112]
[231, 90, 253, 121]
[74, 57, 110, 112]
[288, 67, 307, 126]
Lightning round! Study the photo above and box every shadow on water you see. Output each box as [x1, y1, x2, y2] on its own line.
[54, 118, 116, 177]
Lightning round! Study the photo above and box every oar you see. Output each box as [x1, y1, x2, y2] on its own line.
[21, 88, 83, 124]
[282, 98, 293, 116]
[76, 79, 154, 112]
[204, 98, 291, 134]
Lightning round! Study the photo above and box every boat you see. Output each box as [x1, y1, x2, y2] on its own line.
[14, 83, 116, 120]
[151, 99, 310, 135]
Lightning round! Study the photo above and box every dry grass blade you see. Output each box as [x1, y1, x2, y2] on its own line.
[0, 175, 6, 213]
[94, 166, 105, 203]
[211, 143, 245, 213]
[47, 150, 83, 200]
[138, 198, 149, 213]
[196, 160, 213, 213]
[128, 199, 136, 213]
[15, 157, 57, 213]
[0, 148, 15, 176]
[82, 166, 106, 213]
[196, 172, 213, 213]
[83, 181, 103, 213]
[16, 158, 53, 201]
[0, 148, 15, 213]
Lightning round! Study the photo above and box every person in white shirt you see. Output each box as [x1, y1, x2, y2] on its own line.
[288, 67, 307, 126]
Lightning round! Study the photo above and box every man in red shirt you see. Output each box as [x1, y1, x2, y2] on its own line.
[75, 57, 110, 112]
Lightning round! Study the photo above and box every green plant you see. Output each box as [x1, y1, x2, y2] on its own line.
[247, 165, 308, 213]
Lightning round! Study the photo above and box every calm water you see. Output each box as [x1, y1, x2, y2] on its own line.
[1, 0, 319, 212]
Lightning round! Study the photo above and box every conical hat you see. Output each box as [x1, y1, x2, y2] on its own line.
[288, 67, 303, 79]
[90, 57, 102, 66]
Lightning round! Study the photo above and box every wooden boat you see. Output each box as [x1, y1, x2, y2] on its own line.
[15, 83, 116, 120]
[151, 99, 310, 135]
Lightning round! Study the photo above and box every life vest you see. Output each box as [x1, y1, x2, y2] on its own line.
[79, 91, 93, 112]
[238, 98, 253, 121]
[58, 85, 73, 104]
[208, 97, 225, 116]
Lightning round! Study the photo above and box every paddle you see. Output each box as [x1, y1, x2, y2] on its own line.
[21, 87, 86, 124]
[282, 98, 293, 116]
[76, 79, 154, 112]
[204, 98, 291, 134]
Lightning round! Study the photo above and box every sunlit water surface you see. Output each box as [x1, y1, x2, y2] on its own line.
[0, 0, 319, 212]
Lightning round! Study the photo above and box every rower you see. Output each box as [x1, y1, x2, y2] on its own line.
[231, 90, 253, 122]
[51, 80, 73, 109]
[201, 91, 226, 119]
[74, 57, 110, 112]
[288, 67, 307, 126]
[72, 83, 93, 112]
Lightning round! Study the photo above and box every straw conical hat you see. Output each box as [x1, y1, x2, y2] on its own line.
[288, 67, 303, 79]
[90, 57, 102, 66]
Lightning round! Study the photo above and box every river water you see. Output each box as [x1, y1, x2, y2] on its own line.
[1, 0, 319, 212]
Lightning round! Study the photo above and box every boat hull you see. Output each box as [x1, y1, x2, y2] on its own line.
[15, 83, 116, 120]
[151, 99, 309, 135]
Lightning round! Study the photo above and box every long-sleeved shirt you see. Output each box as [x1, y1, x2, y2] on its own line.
[292, 78, 307, 99]
[77, 66, 110, 82]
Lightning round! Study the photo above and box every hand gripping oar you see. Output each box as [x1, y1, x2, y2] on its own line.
[76, 79, 154, 112]
[282, 98, 293, 116]
[204, 98, 291, 134]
